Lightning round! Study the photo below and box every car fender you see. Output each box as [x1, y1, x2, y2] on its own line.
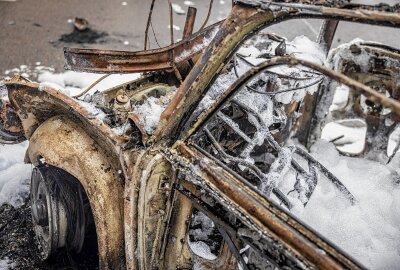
[28, 114, 125, 270]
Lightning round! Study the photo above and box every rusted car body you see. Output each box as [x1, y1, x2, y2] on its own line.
[1, 1, 399, 269]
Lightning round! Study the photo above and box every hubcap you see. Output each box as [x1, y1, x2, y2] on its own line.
[30, 167, 68, 259]
[32, 197, 48, 226]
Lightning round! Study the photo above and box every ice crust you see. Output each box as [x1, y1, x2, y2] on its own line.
[196, 35, 326, 117]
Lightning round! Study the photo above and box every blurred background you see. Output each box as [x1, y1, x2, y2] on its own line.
[0, 0, 399, 77]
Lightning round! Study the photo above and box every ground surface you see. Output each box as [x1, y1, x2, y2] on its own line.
[1, 0, 399, 74]
[0, 202, 98, 270]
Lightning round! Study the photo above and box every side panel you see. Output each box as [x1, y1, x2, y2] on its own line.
[125, 151, 190, 270]
[28, 115, 125, 270]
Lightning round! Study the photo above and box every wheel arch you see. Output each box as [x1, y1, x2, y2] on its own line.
[27, 114, 125, 270]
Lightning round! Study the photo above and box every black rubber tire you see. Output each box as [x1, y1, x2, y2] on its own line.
[30, 165, 92, 260]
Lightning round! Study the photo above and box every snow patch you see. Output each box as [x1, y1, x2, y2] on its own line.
[175, 27, 219, 62]
[388, 126, 400, 157]
[0, 258, 15, 270]
[188, 240, 217, 260]
[3, 64, 141, 98]
[0, 142, 31, 208]
[37, 71, 141, 97]
[287, 35, 326, 65]
[172, 3, 185, 15]
[168, 24, 181, 31]
[330, 84, 349, 111]
[327, 38, 373, 72]
[289, 140, 400, 270]
[321, 119, 367, 155]
[133, 97, 167, 134]
[183, 0, 194, 6]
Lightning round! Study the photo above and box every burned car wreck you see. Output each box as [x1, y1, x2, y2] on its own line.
[1, 0, 400, 269]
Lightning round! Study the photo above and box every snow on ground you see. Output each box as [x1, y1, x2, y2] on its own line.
[172, 3, 186, 15]
[0, 142, 30, 208]
[321, 119, 367, 155]
[0, 258, 15, 270]
[37, 70, 140, 97]
[288, 140, 400, 269]
[4, 64, 140, 97]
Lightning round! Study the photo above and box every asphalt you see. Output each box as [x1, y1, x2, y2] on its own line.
[0, 0, 399, 76]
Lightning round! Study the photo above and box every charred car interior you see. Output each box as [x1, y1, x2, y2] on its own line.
[1, 0, 400, 269]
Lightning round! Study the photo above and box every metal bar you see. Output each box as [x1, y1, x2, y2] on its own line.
[294, 146, 356, 204]
[155, 3, 400, 144]
[216, 226, 250, 270]
[216, 112, 253, 143]
[175, 143, 365, 270]
[190, 142, 293, 210]
[180, 56, 400, 143]
[177, 169, 279, 268]
[200, 0, 214, 30]
[63, 21, 222, 73]
[178, 181, 283, 269]
[211, 98, 318, 207]
[64, 4, 399, 75]
[177, 184, 236, 234]
[144, 0, 156, 50]
[317, 20, 339, 51]
[183, 7, 197, 39]
[296, 18, 339, 146]
[167, 0, 174, 45]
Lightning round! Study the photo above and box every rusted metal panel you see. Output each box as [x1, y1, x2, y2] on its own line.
[183, 7, 197, 39]
[63, 21, 221, 74]
[5, 77, 128, 148]
[5, 77, 131, 269]
[125, 149, 195, 270]
[160, 192, 194, 269]
[28, 115, 125, 270]
[136, 154, 175, 269]
[124, 150, 146, 270]
[174, 142, 364, 270]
